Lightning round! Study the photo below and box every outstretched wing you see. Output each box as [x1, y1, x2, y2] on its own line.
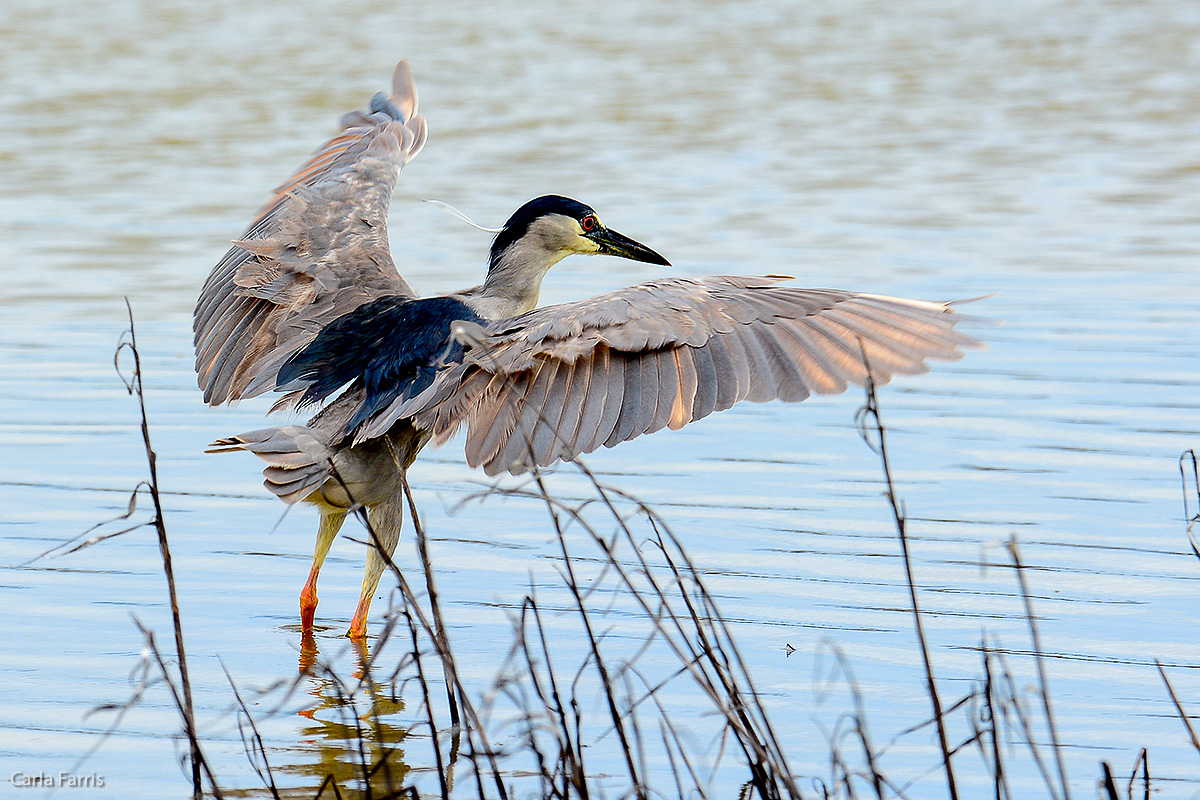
[358, 275, 983, 475]
[194, 60, 428, 406]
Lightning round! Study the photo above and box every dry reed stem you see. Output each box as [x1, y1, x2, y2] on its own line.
[855, 369, 959, 800]
[1156, 660, 1200, 756]
[1004, 539, 1071, 800]
[119, 302, 206, 799]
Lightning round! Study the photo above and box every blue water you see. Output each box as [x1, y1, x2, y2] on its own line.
[2, 0, 1199, 796]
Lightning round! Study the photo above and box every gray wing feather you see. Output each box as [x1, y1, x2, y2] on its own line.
[637, 350, 665, 438]
[552, 357, 592, 462]
[771, 322, 849, 394]
[532, 360, 573, 461]
[705, 331, 747, 408]
[687, 343, 720, 420]
[496, 360, 561, 473]
[590, 349, 625, 453]
[360, 276, 981, 475]
[736, 324, 781, 402]
[467, 375, 521, 468]
[194, 61, 427, 405]
[670, 348, 699, 430]
[609, 354, 645, 447]
[656, 350, 684, 432]
[751, 325, 809, 403]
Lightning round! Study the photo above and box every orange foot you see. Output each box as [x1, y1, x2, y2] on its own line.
[300, 585, 318, 630]
[347, 603, 369, 640]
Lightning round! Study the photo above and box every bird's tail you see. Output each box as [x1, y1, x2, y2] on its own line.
[207, 425, 334, 505]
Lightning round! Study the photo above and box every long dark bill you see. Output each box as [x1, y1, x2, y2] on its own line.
[588, 227, 671, 266]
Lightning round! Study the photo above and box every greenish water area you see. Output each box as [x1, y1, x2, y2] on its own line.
[2, 1, 1198, 796]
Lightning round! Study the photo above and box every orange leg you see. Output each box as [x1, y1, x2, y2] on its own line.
[346, 548, 388, 640]
[299, 563, 321, 630]
[345, 497, 404, 639]
[299, 510, 346, 632]
[347, 593, 372, 640]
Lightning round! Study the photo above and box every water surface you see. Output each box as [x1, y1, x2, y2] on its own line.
[2, 0, 1199, 797]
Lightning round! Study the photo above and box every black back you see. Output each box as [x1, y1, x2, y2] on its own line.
[278, 295, 484, 436]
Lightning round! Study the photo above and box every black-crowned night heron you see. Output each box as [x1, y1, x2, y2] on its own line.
[194, 61, 979, 639]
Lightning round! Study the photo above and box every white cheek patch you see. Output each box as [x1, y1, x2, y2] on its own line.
[575, 236, 602, 254]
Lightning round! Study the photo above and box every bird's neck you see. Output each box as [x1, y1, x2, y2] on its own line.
[465, 241, 570, 319]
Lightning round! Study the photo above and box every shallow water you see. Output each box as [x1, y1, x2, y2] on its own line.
[2, 0, 1199, 796]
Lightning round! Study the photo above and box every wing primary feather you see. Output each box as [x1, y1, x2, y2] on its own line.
[813, 314, 923, 377]
[730, 325, 779, 402]
[553, 356, 593, 462]
[821, 307, 938, 366]
[686, 343, 718, 422]
[850, 296, 972, 341]
[591, 349, 626, 452]
[474, 375, 530, 470]
[569, 349, 609, 456]
[702, 334, 742, 411]
[204, 304, 269, 403]
[749, 325, 815, 402]
[647, 350, 679, 435]
[668, 349, 697, 430]
[464, 374, 509, 460]
[196, 279, 262, 368]
[531, 360, 575, 466]
[498, 359, 560, 473]
[712, 328, 753, 403]
[771, 322, 851, 395]
[606, 354, 642, 447]
[790, 316, 873, 384]
[633, 350, 662, 438]
[839, 301, 976, 353]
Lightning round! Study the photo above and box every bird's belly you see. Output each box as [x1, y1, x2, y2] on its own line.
[307, 425, 431, 509]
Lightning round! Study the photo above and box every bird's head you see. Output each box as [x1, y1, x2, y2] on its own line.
[488, 195, 670, 275]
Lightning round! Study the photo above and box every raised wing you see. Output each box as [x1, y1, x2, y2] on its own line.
[194, 60, 428, 406]
[358, 276, 982, 475]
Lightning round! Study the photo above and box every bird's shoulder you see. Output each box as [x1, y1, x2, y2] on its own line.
[279, 294, 485, 438]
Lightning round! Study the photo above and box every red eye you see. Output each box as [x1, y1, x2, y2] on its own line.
[581, 215, 597, 232]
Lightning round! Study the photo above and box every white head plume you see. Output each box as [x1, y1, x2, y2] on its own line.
[423, 199, 503, 233]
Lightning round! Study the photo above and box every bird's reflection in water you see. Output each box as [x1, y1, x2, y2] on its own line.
[244, 629, 413, 798]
